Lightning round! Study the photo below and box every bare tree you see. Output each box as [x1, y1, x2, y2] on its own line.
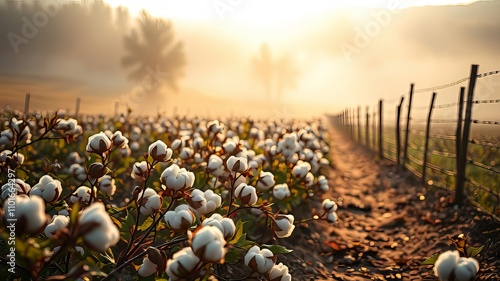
[252, 43, 300, 99]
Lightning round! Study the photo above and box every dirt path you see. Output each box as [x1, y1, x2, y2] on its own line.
[279, 124, 500, 280]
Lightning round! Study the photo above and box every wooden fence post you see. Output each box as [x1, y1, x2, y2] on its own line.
[403, 83, 414, 170]
[24, 93, 30, 118]
[455, 86, 465, 195]
[372, 109, 377, 149]
[422, 92, 437, 184]
[378, 100, 383, 159]
[357, 106, 361, 143]
[75, 97, 81, 118]
[396, 96, 405, 169]
[365, 106, 370, 146]
[456, 64, 478, 205]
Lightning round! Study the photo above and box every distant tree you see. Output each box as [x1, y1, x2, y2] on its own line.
[252, 43, 274, 98]
[121, 11, 185, 92]
[275, 54, 300, 99]
[252, 43, 300, 99]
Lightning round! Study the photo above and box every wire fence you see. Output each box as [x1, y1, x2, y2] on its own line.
[330, 64, 500, 219]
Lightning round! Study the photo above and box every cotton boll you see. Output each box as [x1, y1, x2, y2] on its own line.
[165, 247, 200, 281]
[164, 205, 195, 231]
[138, 257, 157, 277]
[272, 214, 295, 238]
[267, 262, 292, 281]
[78, 203, 120, 252]
[244, 245, 275, 274]
[433, 250, 460, 281]
[44, 215, 69, 238]
[202, 213, 236, 240]
[454, 257, 479, 281]
[191, 226, 227, 263]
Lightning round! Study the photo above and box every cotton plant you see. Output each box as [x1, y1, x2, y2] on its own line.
[0, 114, 337, 280]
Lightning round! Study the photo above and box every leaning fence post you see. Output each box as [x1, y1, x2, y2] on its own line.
[457, 64, 478, 205]
[365, 106, 370, 146]
[403, 83, 414, 170]
[422, 92, 437, 184]
[396, 96, 405, 169]
[378, 100, 383, 159]
[24, 93, 30, 118]
[455, 87, 465, 197]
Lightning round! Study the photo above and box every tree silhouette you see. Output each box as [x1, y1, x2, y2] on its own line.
[252, 43, 300, 99]
[275, 54, 300, 99]
[121, 11, 185, 92]
[252, 43, 274, 98]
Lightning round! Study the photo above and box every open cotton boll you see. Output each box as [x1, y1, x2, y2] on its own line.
[160, 164, 195, 191]
[30, 175, 62, 203]
[454, 257, 479, 281]
[322, 199, 338, 213]
[7, 195, 48, 234]
[188, 189, 221, 215]
[256, 171, 275, 192]
[234, 183, 258, 206]
[272, 214, 295, 238]
[434, 250, 460, 280]
[166, 247, 201, 280]
[86, 132, 112, 154]
[191, 226, 227, 263]
[138, 257, 157, 277]
[292, 161, 311, 178]
[78, 203, 120, 252]
[1, 178, 30, 200]
[148, 140, 173, 162]
[202, 213, 236, 240]
[267, 262, 292, 281]
[98, 175, 116, 196]
[273, 184, 290, 200]
[137, 188, 163, 216]
[244, 245, 275, 274]
[164, 204, 195, 231]
[70, 186, 92, 204]
[44, 215, 69, 238]
[226, 155, 249, 173]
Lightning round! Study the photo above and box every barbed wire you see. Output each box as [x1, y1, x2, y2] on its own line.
[406, 164, 423, 178]
[469, 139, 500, 148]
[472, 99, 500, 104]
[427, 162, 456, 177]
[465, 178, 500, 202]
[466, 159, 500, 175]
[414, 70, 500, 93]
[428, 133, 456, 141]
[431, 150, 457, 159]
[471, 120, 500, 125]
[434, 102, 460, 109]
[408, 154, 423, 167]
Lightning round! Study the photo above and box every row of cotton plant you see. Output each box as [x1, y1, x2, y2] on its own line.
[0, 110, 338, 280]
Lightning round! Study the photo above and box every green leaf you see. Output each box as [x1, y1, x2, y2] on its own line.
[261, 244, 293, 254]
[70, 201, 81, 226]
[422, 252, 441, 265]
[467, 246, 483, 258]
[229, 221, 246, 245]
[138, 216, 154, 231]
[111, 216, 123, 228]
[100, 247, 116, 264]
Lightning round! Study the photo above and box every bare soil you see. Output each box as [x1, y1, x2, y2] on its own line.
[277, 124, 500, 280]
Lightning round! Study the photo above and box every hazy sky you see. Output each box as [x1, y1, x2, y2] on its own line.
[1, 0, 499, 118]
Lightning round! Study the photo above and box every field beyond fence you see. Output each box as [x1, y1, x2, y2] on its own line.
[330, 64, 500, 219]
